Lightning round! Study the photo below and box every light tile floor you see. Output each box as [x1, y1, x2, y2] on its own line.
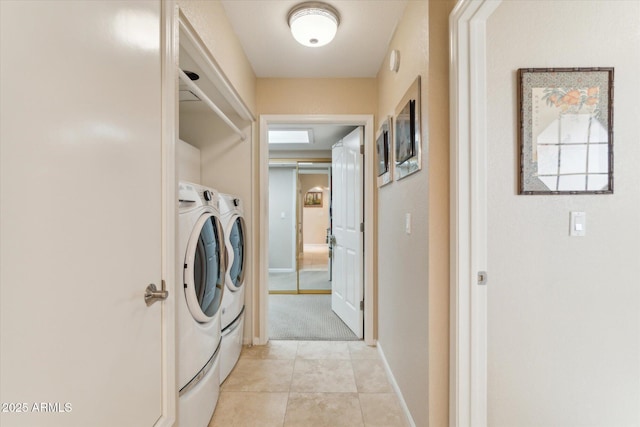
[209, 341, 408, 427]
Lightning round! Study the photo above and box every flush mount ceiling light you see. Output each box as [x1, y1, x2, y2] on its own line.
[288, 2, 340, 48]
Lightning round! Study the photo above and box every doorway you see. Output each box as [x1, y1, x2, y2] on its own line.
[256, 115, 375, 345]
[267, 156, 356, 340]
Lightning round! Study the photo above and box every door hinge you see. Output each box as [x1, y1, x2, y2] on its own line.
[477, 271, 488, 286]
[360, 300, 364, 310]
[360, 145, 364, 155]
[360, 222, 364, 232]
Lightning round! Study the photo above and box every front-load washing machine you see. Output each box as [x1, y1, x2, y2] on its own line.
[218, 193, 247, 383]
[178, 182, 226, 426]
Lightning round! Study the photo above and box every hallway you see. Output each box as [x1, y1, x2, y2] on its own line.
[209, 341, 408, 427]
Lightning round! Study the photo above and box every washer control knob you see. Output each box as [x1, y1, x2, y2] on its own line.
[203, 190, 212, 201]
[233, 198, 240, 207]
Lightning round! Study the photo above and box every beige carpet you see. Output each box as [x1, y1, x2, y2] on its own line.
[268, 294, 358, 341]
[268, 270, 331, 292]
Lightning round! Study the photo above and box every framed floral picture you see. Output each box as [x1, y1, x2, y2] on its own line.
[518, 68, 614, 194]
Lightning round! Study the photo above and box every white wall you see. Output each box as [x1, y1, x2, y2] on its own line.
[177, 139, 201, 184]
[268, 167, 296, 270]
[486, 1, 640, 426]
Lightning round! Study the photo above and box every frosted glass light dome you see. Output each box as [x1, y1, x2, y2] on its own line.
[288, 2, 340, 48]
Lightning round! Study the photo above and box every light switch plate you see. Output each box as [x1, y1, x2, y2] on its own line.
[570, 211, 586, 237]
[405, 213, 411, 234]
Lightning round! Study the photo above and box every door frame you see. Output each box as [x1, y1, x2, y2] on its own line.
[256, 114, 375, 345]
[449, 1, 501, 426]
[158, 1, 178, 426]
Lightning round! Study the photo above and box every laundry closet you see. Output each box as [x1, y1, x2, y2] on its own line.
[175, 10, 254, 426]
[176, 13, 254, 188]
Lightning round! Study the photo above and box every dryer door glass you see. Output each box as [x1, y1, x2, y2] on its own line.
[193, 215, 224, 318]
[229, 217, 246, 288]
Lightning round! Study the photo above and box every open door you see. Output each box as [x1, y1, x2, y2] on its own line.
[0, 2, 172, 426]
[330, 127, 364, 338]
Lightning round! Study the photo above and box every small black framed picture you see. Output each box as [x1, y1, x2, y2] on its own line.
[394, 76, 422, 180]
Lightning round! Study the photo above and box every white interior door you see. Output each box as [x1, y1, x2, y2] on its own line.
[331, 127, 364, 338]
[0, 1, 167, 426]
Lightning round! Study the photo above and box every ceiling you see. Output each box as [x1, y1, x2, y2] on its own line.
[194, 1, 405, 154]
[220, 0, 408, 78]
[219, 1, 405, 154]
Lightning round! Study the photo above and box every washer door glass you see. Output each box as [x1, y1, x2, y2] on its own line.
[229, 216, 246, 289]
[185, 213, 225, 322]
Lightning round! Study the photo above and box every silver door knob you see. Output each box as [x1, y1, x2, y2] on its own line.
[329, 235, 337, 246]
[145, 282, 169, 306]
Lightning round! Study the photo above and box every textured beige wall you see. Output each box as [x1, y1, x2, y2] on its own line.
[177, 0, 257, 115]
[256, 78, 377, 115]
[427, 1, 455, 426]
[375, 2, 430, 426]
[486, 1, 640, 426]
[375, 0, 455, 425]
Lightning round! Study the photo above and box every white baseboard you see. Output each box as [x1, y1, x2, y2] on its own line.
[377, 342, 416, 427]
[268, 268, 295, 273]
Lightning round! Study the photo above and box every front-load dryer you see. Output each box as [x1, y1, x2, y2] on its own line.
[218, 193, 247, 383]
[178, 182, 226, 426]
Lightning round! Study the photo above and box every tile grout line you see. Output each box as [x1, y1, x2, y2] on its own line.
[351, 349, 368, 426]
[282, 341, 299, 427]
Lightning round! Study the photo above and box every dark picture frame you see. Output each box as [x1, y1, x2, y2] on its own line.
[518, 67, 614, 194]
[376, 116, 393, 187]
[394, 76, 421, 180]
[376, 127, 389, 175]
[395, 100, 415, 164]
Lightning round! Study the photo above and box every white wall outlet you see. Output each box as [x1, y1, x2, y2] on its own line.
[570, 211, 586, 237]
[405, 213, 411, 234]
